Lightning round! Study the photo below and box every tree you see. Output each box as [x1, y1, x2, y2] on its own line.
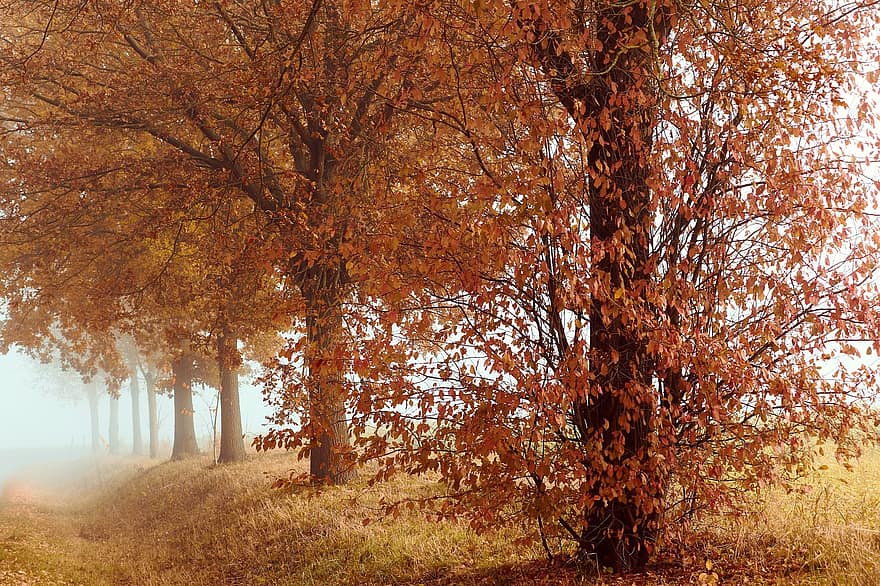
[520, 1, 671, 566]
[3, 0, 879, 574]
[139, 360, 161, 459]
[217, 324, 245, 463]
[0, 0, 434, 483]
[19, 354, 108, 454]
[1, 59, 287, 466]
[345, 0, 880, 571]
[108, 391, 120, 456]
[169, 352, 200, 460]
[85, 379, 101, 454]
[123, 349, 145, 456]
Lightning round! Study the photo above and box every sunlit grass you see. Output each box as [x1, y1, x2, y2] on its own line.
[72, 453, 548, 585]
[0, 500, 124, 585]
[3, 449, 880, 584]
[683, 448, 880, 585]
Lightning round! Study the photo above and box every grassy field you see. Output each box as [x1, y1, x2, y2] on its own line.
[1, 450, 880, 585]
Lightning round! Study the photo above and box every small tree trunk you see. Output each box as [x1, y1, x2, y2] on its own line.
[171, 354, 199, 460]
[143, 366, 159, 459]
[129, 362, 144, 456]
[217, 325, 246, 464]
[86, 382, 100, 454]
[108, 393, 120, 455]
[303, 281, 356, 485]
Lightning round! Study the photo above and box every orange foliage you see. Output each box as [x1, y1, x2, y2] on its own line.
[1, 0, 880, 573]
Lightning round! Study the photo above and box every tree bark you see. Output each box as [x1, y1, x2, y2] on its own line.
[525, 1, 673, 571]
[86, 382, 100, 454]
[108, 393, 120, 455]
[579, 4, 668, 571]
[217, 324, 246, 464]
[129, 361, 144, 456]
[171, 354, 200, 460]
[303, 273, 356, 485]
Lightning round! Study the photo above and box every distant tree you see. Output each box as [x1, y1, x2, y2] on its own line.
[0, 92, 281, 465]
[108, 392, 120, 456]
[128, 361, 144, 456]
[21, 354, 109, 454]
[139, 360, 161, 459]
[120, 343, 144, 456]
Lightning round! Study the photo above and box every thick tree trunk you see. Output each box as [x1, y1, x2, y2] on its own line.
[129, 362, 144, 456]
[108, 393, 120, 455]
[578, 4, 668, 571]
[217, 325, 246, 464]
[303, 277, 356, 485]
[526, 1, 673, 572]
[86, 382, 100, 454]
[171, 354, 200, 460]
[143, 366, 159, 459]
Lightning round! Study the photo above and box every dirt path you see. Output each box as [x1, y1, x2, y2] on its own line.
[0, 468, 121, 585]
[0, 504, 75, 585]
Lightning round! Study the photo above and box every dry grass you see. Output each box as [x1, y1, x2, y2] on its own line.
[0, 458, 136, 585]
[4, 449, 880, 584]
[678, 448, 880, 585]
[71, 453, 551, 585]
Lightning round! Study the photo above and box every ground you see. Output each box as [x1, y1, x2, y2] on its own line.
[1, 450, 879, 585]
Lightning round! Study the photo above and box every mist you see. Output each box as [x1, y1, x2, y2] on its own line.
[0, 349, 273, 493]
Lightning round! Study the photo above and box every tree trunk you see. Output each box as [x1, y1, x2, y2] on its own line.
[171, 354, 200, 460]
[129, 362, 144, 456]
[108, 393, 120, 455]
[217, 325, 246, 464]
[86, 382, 100, 454]
[526, 1, 673, 572]
[303, 276, 356, 485]
[578, 4, 668, 572]
[143, 365, 159, 459]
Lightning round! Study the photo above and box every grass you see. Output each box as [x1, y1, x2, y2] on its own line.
[3, 449, 880, 584]
[687, 450, 880, 585]
[2, 453, 550, 585]
[0, 459, 130, 585]
[78, 454, 543, 585]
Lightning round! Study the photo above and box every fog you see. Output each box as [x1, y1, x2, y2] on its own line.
[0, 349, 274, 489]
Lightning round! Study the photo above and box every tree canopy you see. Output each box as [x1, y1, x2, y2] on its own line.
[1, 0, 879, 572]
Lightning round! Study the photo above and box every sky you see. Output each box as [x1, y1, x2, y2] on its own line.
[0, 349, 273, 453]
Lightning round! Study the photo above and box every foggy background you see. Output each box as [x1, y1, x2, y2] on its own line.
[0, 349, 273, 487]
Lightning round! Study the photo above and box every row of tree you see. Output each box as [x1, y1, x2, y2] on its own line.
[29, 340, 218, 461]
[1, 0, 880, 572]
